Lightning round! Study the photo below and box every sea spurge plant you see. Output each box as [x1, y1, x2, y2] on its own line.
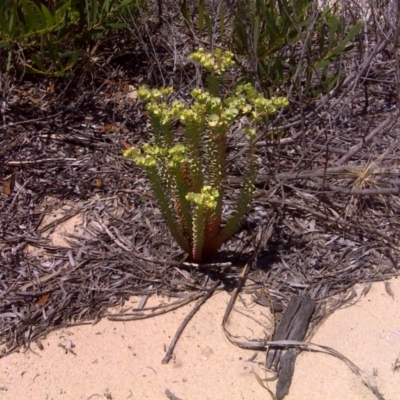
[124, 49, 288, 262]
[190, 47, 236, 96]
[189, 47, 235, 74]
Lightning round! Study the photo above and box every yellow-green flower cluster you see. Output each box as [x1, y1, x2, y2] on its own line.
[251, 96, 289, 120]
[179, 108, 204, 124]
[186, 185, 219, 209]
[146, 100, 185, 125]
[187, 83, 289, 129]
[166, 144, 186, 167]
[191, 89, 220, 106]
[124, 144, 186, 169]
[189, 48, 235, 74]
[226, 83, 289, 121]
[123, 146, 157, 168]
[243, 127, 256, 137]
[207, 107, 239, 128]
[191, 89, 222, 114]
[137, 86, 184, 126]
[188, 89, 239, 128]
[137, 86, 173, 102]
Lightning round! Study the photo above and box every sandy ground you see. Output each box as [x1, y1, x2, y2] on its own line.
[1, 205, 400, 400]
[1, 281, 400, 400]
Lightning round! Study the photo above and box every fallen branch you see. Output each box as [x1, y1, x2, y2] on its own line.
[328, 184, 399, 195]
[161, 279, 221, 364]
[337, 112, 399, 165]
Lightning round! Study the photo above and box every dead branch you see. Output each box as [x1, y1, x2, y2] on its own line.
[337, 111, 399, 165]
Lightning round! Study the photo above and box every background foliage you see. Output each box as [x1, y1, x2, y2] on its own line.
[180, 0, 362, 97]
[230, 0, 362, 97]
[0, 0, 145, 76]
[1, 0, 363, 92]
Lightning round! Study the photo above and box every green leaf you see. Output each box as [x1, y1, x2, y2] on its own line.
[106, 22, 127, 30]
[327, 14, 339, 50]
[0, 40, 12, 48]
[21, 0, 38, 32]
[198, 0, 205, 36]
[180, 0, 192, 31]
[8, 11, 15, 37]
[92, 0, 98, 27]
[85, 0, 91, 26]
[54, 0, 72, 26]
[333, 20, 362, 53]
[41, 3, 54, 28]
[214, 151, 255, 248]
[102, 0, 111, 13]
[205, 12, 212, 40]
[147, 167, 191, 255]
[254, 17, 261, 53]
[328, 71, 340, 90]
[0, 8, 9, 31]
[191, 203, 206, 261]
[117, 0, 134, 8]
[31, 53, 47, 73]
[314, 58, 331, 69]
[58, 49, 79, 59]
[315, 20, 362, 68]
[219, 1, 225, 37]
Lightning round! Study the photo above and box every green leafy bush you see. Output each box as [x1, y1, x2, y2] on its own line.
[230, 0, 362, 96]
[124, 49, 288, 262]
[0, 0, 144, 76]
[181, 0, 362, 97]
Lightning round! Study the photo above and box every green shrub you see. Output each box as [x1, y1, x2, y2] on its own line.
[230, 0, 362, 97]
[0, 0, 145, 76]
[181, 0, 362, 97]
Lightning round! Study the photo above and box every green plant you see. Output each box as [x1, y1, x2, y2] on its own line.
[0, 0, 144, 76]
[124, 48, 288, 262]
[228, 0, 362, 97]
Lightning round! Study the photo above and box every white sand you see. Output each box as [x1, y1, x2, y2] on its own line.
[1, 280, 400, 400]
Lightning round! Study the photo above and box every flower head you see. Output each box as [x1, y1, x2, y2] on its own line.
[186, 185, 219, 209]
